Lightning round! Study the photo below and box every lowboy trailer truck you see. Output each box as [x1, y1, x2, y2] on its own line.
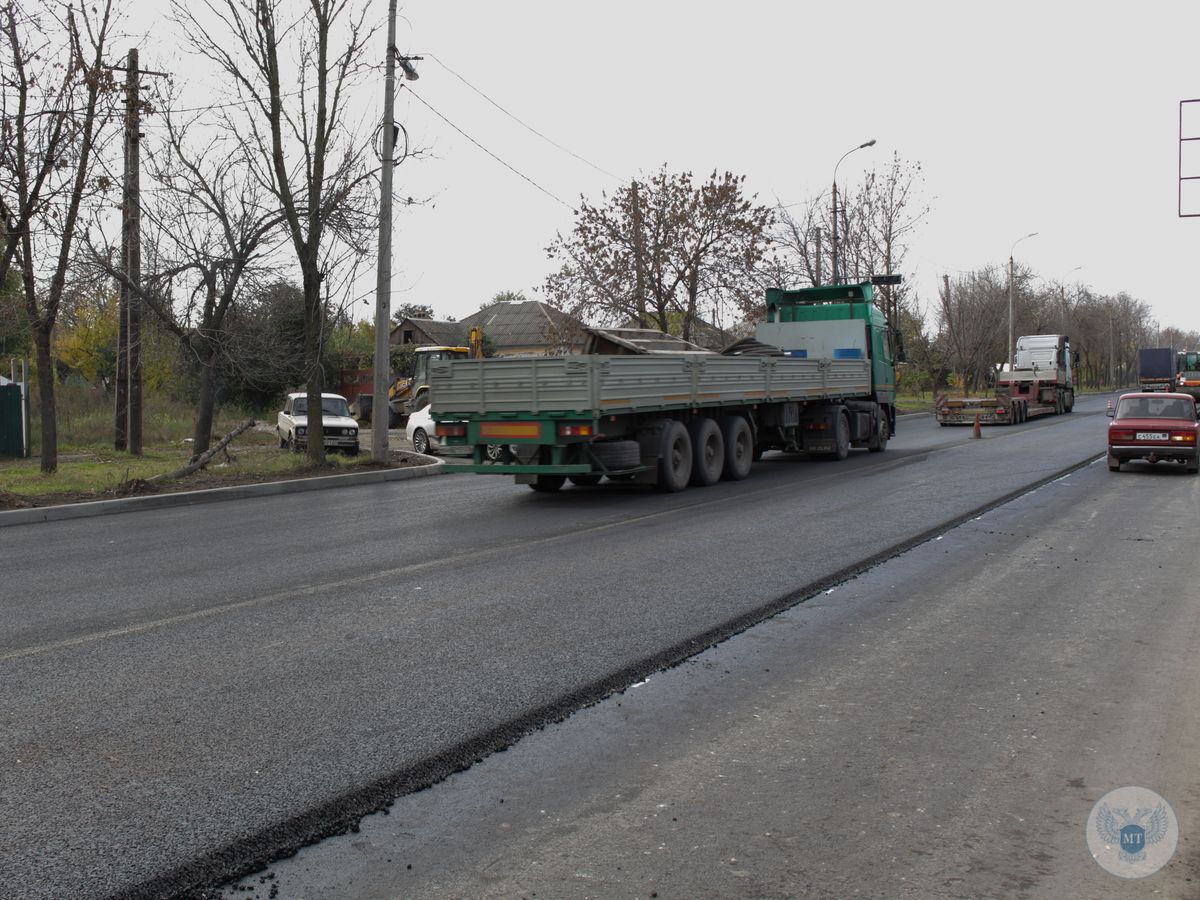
[936, 333, 1074, 426]
[429, 282, 900, 493]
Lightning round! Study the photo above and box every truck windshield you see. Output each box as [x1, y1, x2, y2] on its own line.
[1178, 352, 1200, 374]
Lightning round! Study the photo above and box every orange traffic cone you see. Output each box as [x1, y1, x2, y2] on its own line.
[971, 414, 982, 439]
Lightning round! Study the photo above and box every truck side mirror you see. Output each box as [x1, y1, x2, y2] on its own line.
[892, 327, 907, 363]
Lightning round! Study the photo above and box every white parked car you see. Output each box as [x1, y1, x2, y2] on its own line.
[277, 392, 360, 455]
[405, 406, 512, 460]
[405, 405, 442, 455]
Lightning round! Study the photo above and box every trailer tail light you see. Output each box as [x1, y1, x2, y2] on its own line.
[436, 423, 466, 438]
[558, 423, 593, 438]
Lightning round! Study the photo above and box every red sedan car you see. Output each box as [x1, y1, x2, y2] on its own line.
[1107, 392, 1200, 473]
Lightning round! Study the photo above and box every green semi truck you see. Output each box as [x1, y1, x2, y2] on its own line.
[429, 282, 900, 493]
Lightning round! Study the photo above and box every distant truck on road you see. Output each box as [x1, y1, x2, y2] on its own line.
[1137, 348, 1175, 392]
[1176, 350, 1200, 401]
[428, 282, 901, 493]
[936, 334, 1074, 426]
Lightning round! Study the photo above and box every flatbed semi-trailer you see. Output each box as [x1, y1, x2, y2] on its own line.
[429, 282, 899, 493]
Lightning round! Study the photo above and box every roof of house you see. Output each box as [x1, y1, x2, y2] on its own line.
[392, 318, 467, 347]
[459, 301, 584, 349]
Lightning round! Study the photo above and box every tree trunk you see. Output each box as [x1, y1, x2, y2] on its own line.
[33, 325, 57, 474]
[191, 344, 218, 461]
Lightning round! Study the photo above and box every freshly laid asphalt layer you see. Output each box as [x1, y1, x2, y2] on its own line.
[0, 405, 1113, 897]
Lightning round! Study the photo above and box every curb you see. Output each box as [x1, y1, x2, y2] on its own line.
[0, 457, 444, 528]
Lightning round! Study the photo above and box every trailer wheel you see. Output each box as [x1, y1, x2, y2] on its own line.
[720, 415, 754, 481]
[687, 417, 725, 486]
[529, 475, 566, 493]
[868, 411, 890, 452]
[656, 419, 693, 492]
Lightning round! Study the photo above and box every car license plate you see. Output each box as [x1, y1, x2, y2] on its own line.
[1136, 432, 1168, 440]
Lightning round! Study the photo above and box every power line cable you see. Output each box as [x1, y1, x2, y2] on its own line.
[404, 86, 574, 212]
[425, 52, 621, 182]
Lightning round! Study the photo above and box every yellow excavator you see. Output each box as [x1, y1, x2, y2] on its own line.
[387, 326, 485, 427]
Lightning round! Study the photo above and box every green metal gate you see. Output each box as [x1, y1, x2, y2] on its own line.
[0, 382, 29, 458]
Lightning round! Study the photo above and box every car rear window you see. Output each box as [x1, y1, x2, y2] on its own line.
[1115, 397, 1194, 420]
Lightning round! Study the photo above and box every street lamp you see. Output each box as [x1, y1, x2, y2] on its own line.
[831, 139, 876, 285]
[1008, 232, 1038, 371]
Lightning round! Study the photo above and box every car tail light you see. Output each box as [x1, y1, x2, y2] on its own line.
[557, 423, 593, 438]
[1109, 429, 1134, 441]
[436, 423, 466, 438]
[1170, 431, 1197, 443]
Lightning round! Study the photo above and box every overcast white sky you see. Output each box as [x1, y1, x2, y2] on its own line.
[134, 1, 1200, 332]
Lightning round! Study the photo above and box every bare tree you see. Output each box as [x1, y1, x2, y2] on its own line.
[0, 0, 118, 472]
[545, 168, 772, 343]
[772, 153, 929, 324]
[90, 96, 287, 458]
[175, 0, 377, 463]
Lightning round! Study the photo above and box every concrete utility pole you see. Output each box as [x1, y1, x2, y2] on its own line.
[371, 0, 399, 463]
[830, 139, 875, 285]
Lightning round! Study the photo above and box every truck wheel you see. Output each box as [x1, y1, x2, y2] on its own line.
[529, 475, 565, 493]
[1065, 391, 1074, 413]
[829, 409, 850, 461]
[415, 391, 430, 411]
[569, 474, 603, 486]
[868, 412, 890, 452]
[720, 415, 754, 481]
[687, 417, 725, 486]
[1055, 394, 1064, 415]
[656, 419, 693, 492]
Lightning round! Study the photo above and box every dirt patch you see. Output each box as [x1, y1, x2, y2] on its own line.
[0, 452, 430, 512]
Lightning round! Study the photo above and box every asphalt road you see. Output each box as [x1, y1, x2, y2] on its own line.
[0, 395, 1129, 897]
[252, 449, 1200, 899]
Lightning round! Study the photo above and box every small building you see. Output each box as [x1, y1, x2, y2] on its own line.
[389, 318, 467, 349]
[458, 300, 586, 356]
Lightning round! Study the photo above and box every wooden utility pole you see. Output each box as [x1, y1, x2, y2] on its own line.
[114, 48, 134, 450]
[630, 180, 648, 327]
[125, 47, 142, 454]
[814, 227, 822, 286]
[112, 50, 166, 454]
